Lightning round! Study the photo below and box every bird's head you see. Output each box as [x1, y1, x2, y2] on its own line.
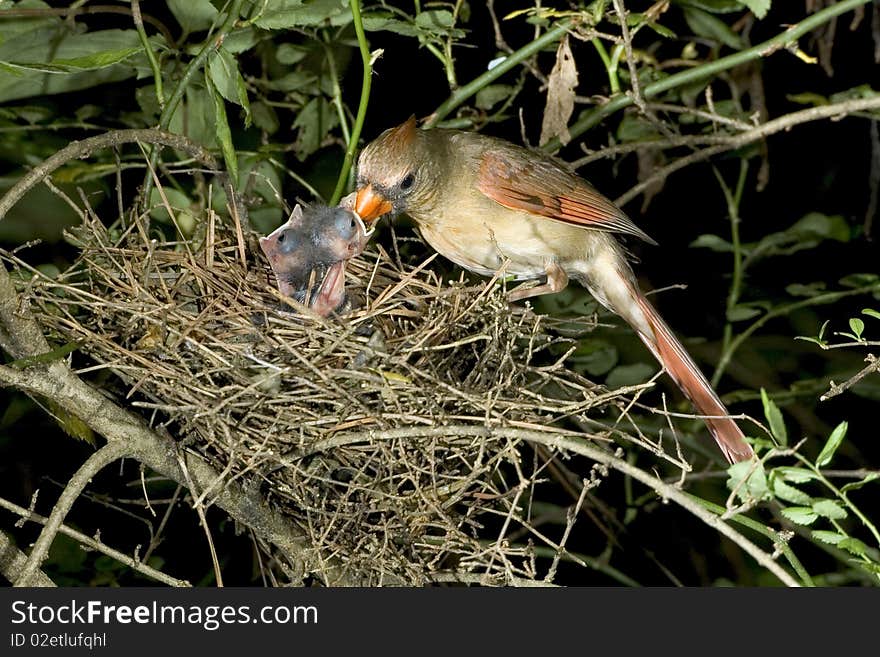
[354, 116, 436, 225]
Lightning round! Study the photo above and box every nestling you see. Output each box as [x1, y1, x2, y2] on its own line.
[259, 202, 370, 316]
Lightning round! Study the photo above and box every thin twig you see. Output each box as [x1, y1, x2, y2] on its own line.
[14, 441, 132, 587]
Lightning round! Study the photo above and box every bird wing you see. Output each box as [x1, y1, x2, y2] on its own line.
[476, 147, 657, 245]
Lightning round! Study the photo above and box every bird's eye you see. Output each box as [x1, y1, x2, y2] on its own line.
[400, 173, 415, 190]
[277, 233, 285, 242]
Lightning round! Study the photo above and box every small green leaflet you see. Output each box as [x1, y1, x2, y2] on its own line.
[780, 506, 818, 526]
[760, 388, 787, 446]
[740, 0, 771, 19]
[816, 421, 847, 468]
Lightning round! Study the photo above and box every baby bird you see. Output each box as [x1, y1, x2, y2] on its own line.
[259, 202, 370, 316]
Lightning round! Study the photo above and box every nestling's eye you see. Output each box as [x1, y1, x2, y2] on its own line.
[400, 173, 415, 190]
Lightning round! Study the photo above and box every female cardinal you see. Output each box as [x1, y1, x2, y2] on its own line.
[353, 116, 754, 464]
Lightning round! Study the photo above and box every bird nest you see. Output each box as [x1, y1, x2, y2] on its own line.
[10, 210, 647, 586]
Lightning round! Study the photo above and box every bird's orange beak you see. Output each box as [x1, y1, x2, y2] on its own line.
[355, 184, 393, 223]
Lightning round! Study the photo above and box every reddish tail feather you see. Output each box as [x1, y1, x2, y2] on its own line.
[631, 291, 754, 464]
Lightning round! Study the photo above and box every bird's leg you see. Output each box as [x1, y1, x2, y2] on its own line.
[508, 261, 569, 302]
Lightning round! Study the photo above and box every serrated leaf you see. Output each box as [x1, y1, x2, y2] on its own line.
[810, 530, 846, 546]
[771, 478, 812, 505]
[726, 461, 769, 501]
[208, 47, 251, 125]
[838, 537, 869, 556]
[52, 47, 142, 70]
[780, 506, 818, 526]
[811, 499, 847, 520]
[255, 0, 351, 29]
[776, 466, 819, 484]
[816, 421, 847, 468]
[206, 74, 238, 180]
[760, 388, 787, 446]
[740, 0, 771, 19]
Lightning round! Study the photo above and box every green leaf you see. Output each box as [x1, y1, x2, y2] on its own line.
[776, 467, 818, 484]
[740, 0, 771, 19]
[811, 499, 847, 521]
[683, 7, 744, 49]
[414, 10, 462, 37]
[785, 282, 826, 298]
[208, 47, 251, 125]
[676, 0, 744, 13]
[810, 530, 846, 546]
[51, 47, 142, 70]
[726, 461, 769, 501]
[251, 101, 280, 134]
[780, 506, 818, 526]
[863, 308, 880, 320]
[727, 306, 761, 322]
[838, 273, 878, 288]
[0, 29, 142, 103]
[816, 421, 847, 468]
[476, 85, 514, 110]
[848, 317, 865, 339]
[292, 96, 338, 160]
[148, 188, 192, 224]
[841, 473, 879, 494]
[606, 363, 656, 389]
[168, 0, 219, 33]
[254, 0, 352, 29]
[276, 44, 310, 65]
[617, 114, 663, 142]
[206, 73, 238, 180]
[838, 537, 869, 556]
[569, 339, 618, 377]
[789, 212, 850, 243]
[771, 478, 812, 505]
[760, 388, 787, 446]
[690, 233, 733, 252]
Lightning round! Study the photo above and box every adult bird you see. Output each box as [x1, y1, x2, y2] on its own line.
[353, 116, 753, 464]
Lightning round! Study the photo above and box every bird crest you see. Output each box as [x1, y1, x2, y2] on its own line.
[385, 115, 418, 149]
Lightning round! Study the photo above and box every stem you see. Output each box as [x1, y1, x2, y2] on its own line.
[426, 20, 574, 128]
[323, 32, 352, 147]
[544, 0, 873, 151]
[131, 0, 164, 109]
[712, 160, 749, 388]
[592, 38, 620, 94]
[143, 0, 244, 203]
[793, 453, 880, 548]
[330, 0, 372, 205]
[714, 282, 880, 384]
[688, 494, 815, 586]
